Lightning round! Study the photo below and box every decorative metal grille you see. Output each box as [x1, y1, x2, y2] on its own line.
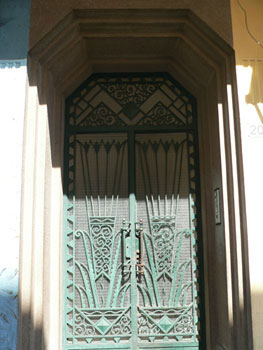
[63, 73, 201, 350]
[67, 74, 193, 129]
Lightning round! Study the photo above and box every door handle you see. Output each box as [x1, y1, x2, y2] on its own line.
[122, 220, 144, 274]
[122, 220, 131, 273]
[135, 220, 144, 275]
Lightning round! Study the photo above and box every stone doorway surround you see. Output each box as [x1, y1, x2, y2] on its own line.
[18, 9, 253, 350]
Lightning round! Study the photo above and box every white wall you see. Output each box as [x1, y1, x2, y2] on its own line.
[0, 60, 27, 350]
[236, 61, 263, 349]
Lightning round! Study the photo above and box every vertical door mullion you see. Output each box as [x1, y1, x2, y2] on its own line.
[128, 130, 138, 350]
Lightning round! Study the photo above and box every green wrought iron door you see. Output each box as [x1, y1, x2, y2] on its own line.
[63, 73, 203, 350]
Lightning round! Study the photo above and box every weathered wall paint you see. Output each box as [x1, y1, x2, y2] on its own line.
[0, 0, 31, 59]
[0, 61, 27, 350]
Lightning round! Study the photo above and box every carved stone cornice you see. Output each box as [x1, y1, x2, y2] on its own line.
[27, 9, 234, 103]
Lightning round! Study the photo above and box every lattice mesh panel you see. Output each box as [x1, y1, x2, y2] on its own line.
[135, 133, 196, 343]
[72, 133, 131, 344]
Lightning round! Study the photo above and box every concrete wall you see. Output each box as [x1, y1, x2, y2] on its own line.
[231, 0, 263, 349]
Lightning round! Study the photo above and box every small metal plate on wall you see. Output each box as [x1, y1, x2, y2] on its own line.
[214, 188, 221, 225]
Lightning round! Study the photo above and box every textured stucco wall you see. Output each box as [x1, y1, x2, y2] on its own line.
[29, 0, 233, 48]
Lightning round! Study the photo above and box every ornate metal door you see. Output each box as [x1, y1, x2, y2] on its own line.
[63, 73, 203, 350]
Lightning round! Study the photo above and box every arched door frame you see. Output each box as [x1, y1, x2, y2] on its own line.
[18, 9, 252, 350]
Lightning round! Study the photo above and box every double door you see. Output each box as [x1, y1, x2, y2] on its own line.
[64, 130, 199, 349]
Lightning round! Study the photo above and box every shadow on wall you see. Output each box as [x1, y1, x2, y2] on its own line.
[18, 309, 46, 350]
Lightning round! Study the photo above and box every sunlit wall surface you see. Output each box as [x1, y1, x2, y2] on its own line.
[231, 0, 263, 348]
[236, 62, 263, 349]
[0, 0, 30, 349]
[0, 61, 27, 350]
